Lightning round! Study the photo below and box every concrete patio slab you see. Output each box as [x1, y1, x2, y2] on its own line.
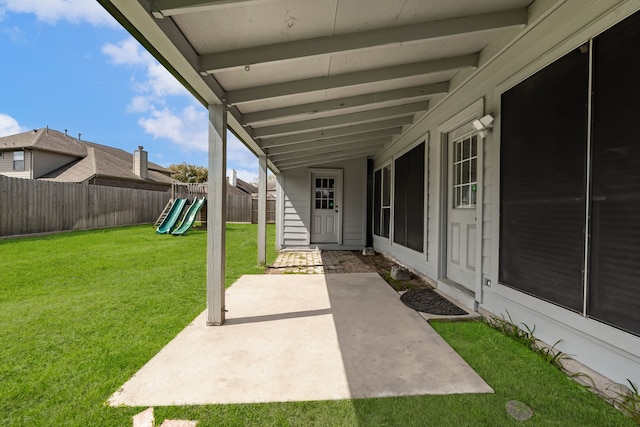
[109, 273, 492, 406]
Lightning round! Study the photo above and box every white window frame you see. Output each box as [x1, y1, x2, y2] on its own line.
[451, 132, 478, 209]
[13, 151, 24, 171]
[380, 163, 392, 238]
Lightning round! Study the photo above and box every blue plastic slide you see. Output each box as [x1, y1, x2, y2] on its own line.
[156, 198, 188, 234]
[172, 197, 206, 235]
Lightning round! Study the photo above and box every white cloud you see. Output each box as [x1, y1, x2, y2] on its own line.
[103, 38, 189, 121]
[102, 38, 150, 66]
[138, 105, 207, 151]
[0, 113, 27, 136]
[103, 38, 205, 154]
[234, 168, 258, 183]
[227, 133, 258, 171]
[146, 62, 186, 97]
[0, 0, 117, 27]
[2, 25, 25, 42]
[127, 95, 155, 114]
[102, 38, 258, 172]
[138, 105, 258, 165]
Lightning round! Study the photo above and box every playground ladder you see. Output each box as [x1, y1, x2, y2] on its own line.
[154, 199, 175, 227]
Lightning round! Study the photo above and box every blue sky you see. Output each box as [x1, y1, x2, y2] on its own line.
[0, 0, 259, 181]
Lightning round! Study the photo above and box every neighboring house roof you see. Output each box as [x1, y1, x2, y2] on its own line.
[40, 145, 173, 185]
[235, 178, 258, 195]
[1, 128, 173, 186]
[226, 182, 250, 197]
[0, 128, 87, 157]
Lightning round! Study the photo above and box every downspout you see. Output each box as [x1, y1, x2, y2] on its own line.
[29, 149, 34, 179]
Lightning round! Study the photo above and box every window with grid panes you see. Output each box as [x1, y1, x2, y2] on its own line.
[314, 177, 335, 210]
[373, 166, 391, 238]
[452, 135, 477, 209]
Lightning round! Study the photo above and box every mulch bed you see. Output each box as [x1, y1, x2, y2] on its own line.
[400, 289, 468, 316]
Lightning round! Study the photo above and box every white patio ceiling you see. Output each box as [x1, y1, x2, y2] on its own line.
[99, 0, 532, 172]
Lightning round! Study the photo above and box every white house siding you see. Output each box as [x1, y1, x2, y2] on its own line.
[32, 151, 77, 179]
[371, 0, 640, 386]
[0, 153, 13, 173]
[279, 167, 311, 247]
[279, 157, 366, 250]
[339, 157, 367, 249]
[0, 151, 31, 179]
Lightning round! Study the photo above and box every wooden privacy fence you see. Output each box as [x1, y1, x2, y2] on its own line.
[197, 195, 276, 224]
[251, 198, 276, 224]
[0, 175, 170, 237]
[226, 194, 252, 223]
[174, 182, 275, 224]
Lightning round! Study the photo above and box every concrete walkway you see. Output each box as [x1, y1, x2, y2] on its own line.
[109, 273, 492, 406]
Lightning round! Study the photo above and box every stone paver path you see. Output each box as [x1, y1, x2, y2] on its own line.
[267, 250, 376, 274]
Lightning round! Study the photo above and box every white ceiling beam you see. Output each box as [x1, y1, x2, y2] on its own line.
[199, 9, 526, 73]
[243, 82, 447, 125]
[144, 7, 277, 168]
[276, 147, 381, 170]
[152, 0, 269, 18]
[227, 55, 476, 104]
[265, 128, 401, 155]
[259, 117, 412, 147]
[270, 138, 389, 163]
[252, 102, 427, 138]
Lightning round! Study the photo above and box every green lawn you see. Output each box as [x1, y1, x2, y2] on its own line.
[0, 224, 633, 426]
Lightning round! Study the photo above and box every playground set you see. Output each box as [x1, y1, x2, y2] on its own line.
[155, 182, 207, 236]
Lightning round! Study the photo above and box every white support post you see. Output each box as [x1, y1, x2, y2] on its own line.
[206, 103, 227, 326]
[257, 155, 267, 266]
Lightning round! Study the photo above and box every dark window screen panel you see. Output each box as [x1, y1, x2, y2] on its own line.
[381, 209, 390, 238]
[500, 46, 589, 312]
[394, 143, 424, 252]
[407, 143, 425, 252]
[374, 169, 381, 236]
[394, 155, 407, 246]
[589, 10, 640, 336]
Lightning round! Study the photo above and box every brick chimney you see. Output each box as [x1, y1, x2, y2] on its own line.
[133, 146, 148, 179]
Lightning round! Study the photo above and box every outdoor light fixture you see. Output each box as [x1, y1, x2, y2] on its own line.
[471, 114, 494, 138]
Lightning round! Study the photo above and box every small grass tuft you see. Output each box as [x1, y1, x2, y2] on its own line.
[484, 311, 567, 370]
[610, 380, 640, 423]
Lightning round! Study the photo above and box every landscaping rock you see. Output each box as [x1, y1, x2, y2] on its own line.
[362, 247, 375, 256]
[390, 265, 410, 281]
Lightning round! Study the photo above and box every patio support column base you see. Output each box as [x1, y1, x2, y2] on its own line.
[206, 103, 227, 326]
[258, 155, 267, 266]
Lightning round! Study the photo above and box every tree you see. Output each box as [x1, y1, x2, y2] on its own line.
[169, 162, 208, 183]
[249, 173, 276, 186]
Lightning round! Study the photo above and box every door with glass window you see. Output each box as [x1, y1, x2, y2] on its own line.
[311, 171, 342, 243]
[446, 132, 478, 290]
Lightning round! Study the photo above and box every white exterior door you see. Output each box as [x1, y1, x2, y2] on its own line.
[446, 132, 478, 290]
[311, 171, 342, 244]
